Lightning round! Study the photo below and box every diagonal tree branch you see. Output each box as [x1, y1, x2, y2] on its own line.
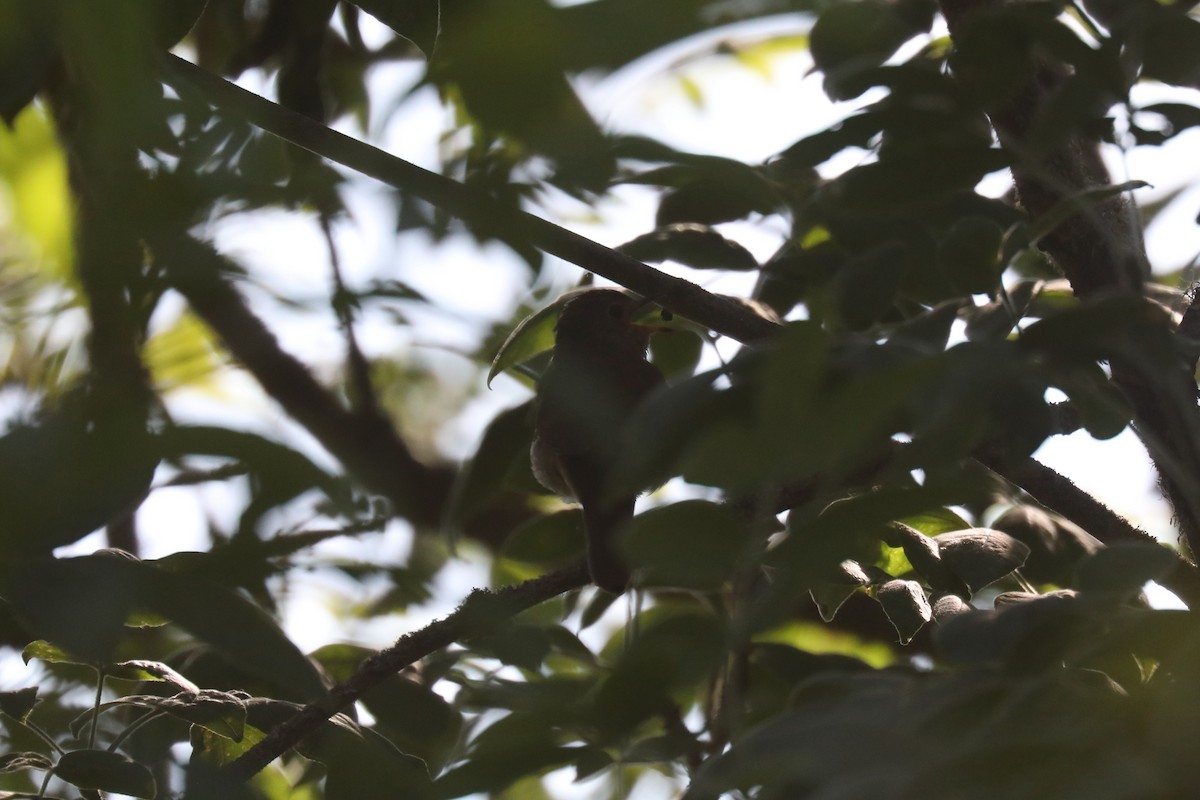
[975, 448, 1200, 606]
[159, 53, 779, 346]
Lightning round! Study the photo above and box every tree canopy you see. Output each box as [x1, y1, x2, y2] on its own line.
[3, 0, 1200, 798]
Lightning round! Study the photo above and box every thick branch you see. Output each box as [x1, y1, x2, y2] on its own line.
[159, 54, 779, 346]
[939, 0, 1200, 556]
[224, 562, 589, 783]
[157, 234, 451, 528]
[976, 448, 1200, 606]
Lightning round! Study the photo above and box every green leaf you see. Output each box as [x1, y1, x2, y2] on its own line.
[164, 690, 249, 741]
[247, 700, 431, 800]
[655, 175, 778, 226]
[0, 3, 54, 126]
[348, 0, 440, 57]
[594, 610, 725, 736]
[444, 400, 535, 536]
[1140, 14, 1200, 87]
[502, 510, 585, 567]
[144, 0, 207, 48]
[3, 554, 143, 663]
[811, 1, 921, 100]
[140, 561, 329, 703]
[874, 579, 932, 644]
[0, 687, 38, 722]
[20, 640, 77, 665]
[1075, 542, 1178, 599]
[934, 529, 1030, 593]
[898, 508, 972, 536]
[0, 751, 54, 774]
[358, 676, 463, 773]
[990, 505, 1102, 586]
[110, 659, 201, 692]
[54, 750, 156, 798]
[487, 293, 577, 388]
[623, 500, 748, 590]
[648, 328, 705, 383]
[809, 560, 871, 622]
[618, 224, 758, 271]
[938, 216, 1005, 295]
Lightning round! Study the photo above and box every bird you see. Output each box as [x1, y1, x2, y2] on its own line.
[530, 289, 666, 593]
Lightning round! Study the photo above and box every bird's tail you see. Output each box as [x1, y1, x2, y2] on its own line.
[583, 499, 634, 594]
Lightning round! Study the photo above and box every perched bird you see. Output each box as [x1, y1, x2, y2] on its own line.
[531, 289, 666, 593]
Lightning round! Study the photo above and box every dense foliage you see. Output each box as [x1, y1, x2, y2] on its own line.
[3, 0, 1200, 797]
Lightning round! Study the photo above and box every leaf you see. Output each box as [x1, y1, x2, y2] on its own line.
[140, 561, 329, 703]
[885, 523, 962, 594]
[143, 311, 222, 392]
[618, 224, 758, 271]
[54, 750, 156, 798]
[357, 675, 463, 773]
[0, 3, 54, 127]
[487, 292, 579, 388]
[622, 500, 748, 590]
[886, 301, 963, 355]
[809, 560, 871, 622]
[502, 510, 585, 567]
[937, 216, 1005, 295]
[0, 751, 53, 774]
[990, 505, 1102, 586]
[934, 593, 1089, 667]
[810, 1, 922, 100]
[898, 507, 972, 536]
[348, 0, 440, 57]
[3, 555, 144, 663]
[1140, 14, 1200, 87]
[160, 425, 350, 512]
[20, 640, 76, 665]
[655, 174, 778, 226]
[110, 659, 201, 692]
[0, 688, 38, 722]
[930, 593, 972, 621]
[444, 400, 535, 536]
[144, 0, 208, 48]
[594, 610, 725, 736]
[934, 529, 1030, 593]
[875, 579, 932, 643]
[648, 328, 705, 382]
[247, 700, 431, 800]
[1075, 542, 1178, 599]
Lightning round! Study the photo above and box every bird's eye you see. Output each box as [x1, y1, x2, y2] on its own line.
[660, 310, 674, 322]
[608, 304, 625, 319]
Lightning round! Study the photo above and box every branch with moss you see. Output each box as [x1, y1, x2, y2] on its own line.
[938, 0, 1200, 556]
[223, 562, 589, 783]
